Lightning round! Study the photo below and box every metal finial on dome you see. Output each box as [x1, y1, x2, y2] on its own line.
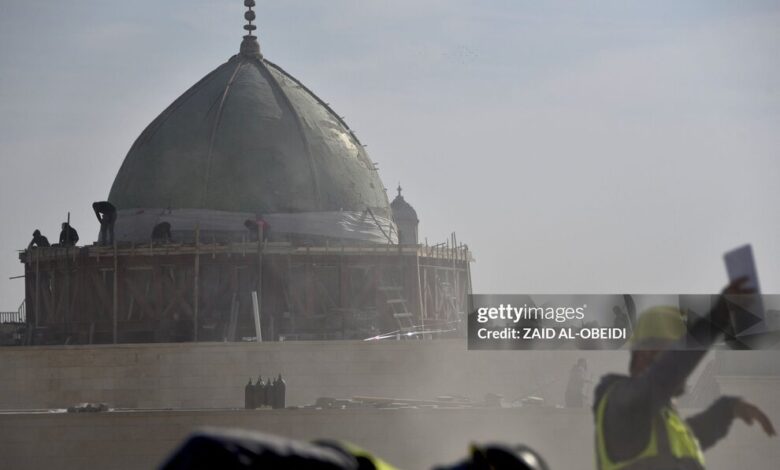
[397, 183, 402, 197]
[243, 0, 257, 35]
[240, 0, 262, 57]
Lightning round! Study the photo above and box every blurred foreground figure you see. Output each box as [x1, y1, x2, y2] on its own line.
[160, 428, 397, 470]
[434, 443, 549, 470]
[593, 279, 776, 470]
[161, 428, 548, 470]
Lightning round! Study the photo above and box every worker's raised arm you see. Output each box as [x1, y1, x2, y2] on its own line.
[608, 278, 755, 413]
[607, 349, 708, 415]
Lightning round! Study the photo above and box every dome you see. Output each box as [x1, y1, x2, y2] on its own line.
[107, 33, 395, 244]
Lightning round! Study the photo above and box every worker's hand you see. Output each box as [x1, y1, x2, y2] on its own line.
[734, 400, 776, 437]
[712, 277, 758, 332]
[721, 276, 757, 296]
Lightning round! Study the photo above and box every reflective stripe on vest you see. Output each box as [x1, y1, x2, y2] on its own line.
[595, 385, 706, 470]
[339, 441, 399, 470]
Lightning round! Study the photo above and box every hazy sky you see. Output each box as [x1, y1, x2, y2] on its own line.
[1, 1, 778, 309]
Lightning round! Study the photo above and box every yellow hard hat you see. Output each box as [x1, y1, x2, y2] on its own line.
[630, 306, 686, 350]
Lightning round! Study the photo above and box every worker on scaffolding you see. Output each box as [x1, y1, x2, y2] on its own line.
[244, 216, 269, 242]
[92, 201, 117, 246]
[151, 221, 172, 243]
[257, 215, 269, 242]
[59, 222, 79, 247]
[593, 278, 776, 470]
[28, 229, 50, 249]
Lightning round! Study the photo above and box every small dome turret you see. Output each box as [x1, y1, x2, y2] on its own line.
[390, 184, 418, 245]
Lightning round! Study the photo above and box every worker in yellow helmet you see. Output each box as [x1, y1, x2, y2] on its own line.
[593, 278, 776, 470]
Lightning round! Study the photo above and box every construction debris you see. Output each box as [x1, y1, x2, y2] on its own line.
[299, 394, 511, 410]
[66, 403, 110, 413]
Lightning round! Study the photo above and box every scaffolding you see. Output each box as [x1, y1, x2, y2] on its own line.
[19, 235, 472, 345]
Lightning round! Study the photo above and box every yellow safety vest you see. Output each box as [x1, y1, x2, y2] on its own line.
[596, 386, 705, 470]
[338, 441, 400, 470]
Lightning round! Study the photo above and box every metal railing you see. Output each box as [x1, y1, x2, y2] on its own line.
[0, 300, 25, 324]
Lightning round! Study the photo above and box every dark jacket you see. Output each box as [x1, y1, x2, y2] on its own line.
[59, 226, 79, 246]
[28, 234, 50, 249]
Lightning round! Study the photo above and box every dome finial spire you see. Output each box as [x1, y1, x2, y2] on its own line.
[240, 0, 262, 57]
[397, 183, 402, 197]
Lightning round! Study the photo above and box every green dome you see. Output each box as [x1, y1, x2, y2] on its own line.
[108, 38, 390, 219]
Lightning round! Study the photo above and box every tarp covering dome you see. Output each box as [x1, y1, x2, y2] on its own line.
[108, 35, 395, 244]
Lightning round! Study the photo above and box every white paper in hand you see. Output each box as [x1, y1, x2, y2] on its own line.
[724, 244, 761, 291]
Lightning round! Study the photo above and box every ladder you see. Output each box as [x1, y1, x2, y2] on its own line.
[438, 281, 461, 322]
[378, 286, 416, 338]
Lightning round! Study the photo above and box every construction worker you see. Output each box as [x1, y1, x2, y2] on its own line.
[59, 222, 79, 247]
[593, 278, 776, 470]
[92, 201, 117, 245]
[257, 215, 269, 242]
[243, 219, 259, 242]
[28, 229, 50, 249]
[152, 221, 172, 242]
[244, 216, 269, 242]
[565, 358, 589, 408]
